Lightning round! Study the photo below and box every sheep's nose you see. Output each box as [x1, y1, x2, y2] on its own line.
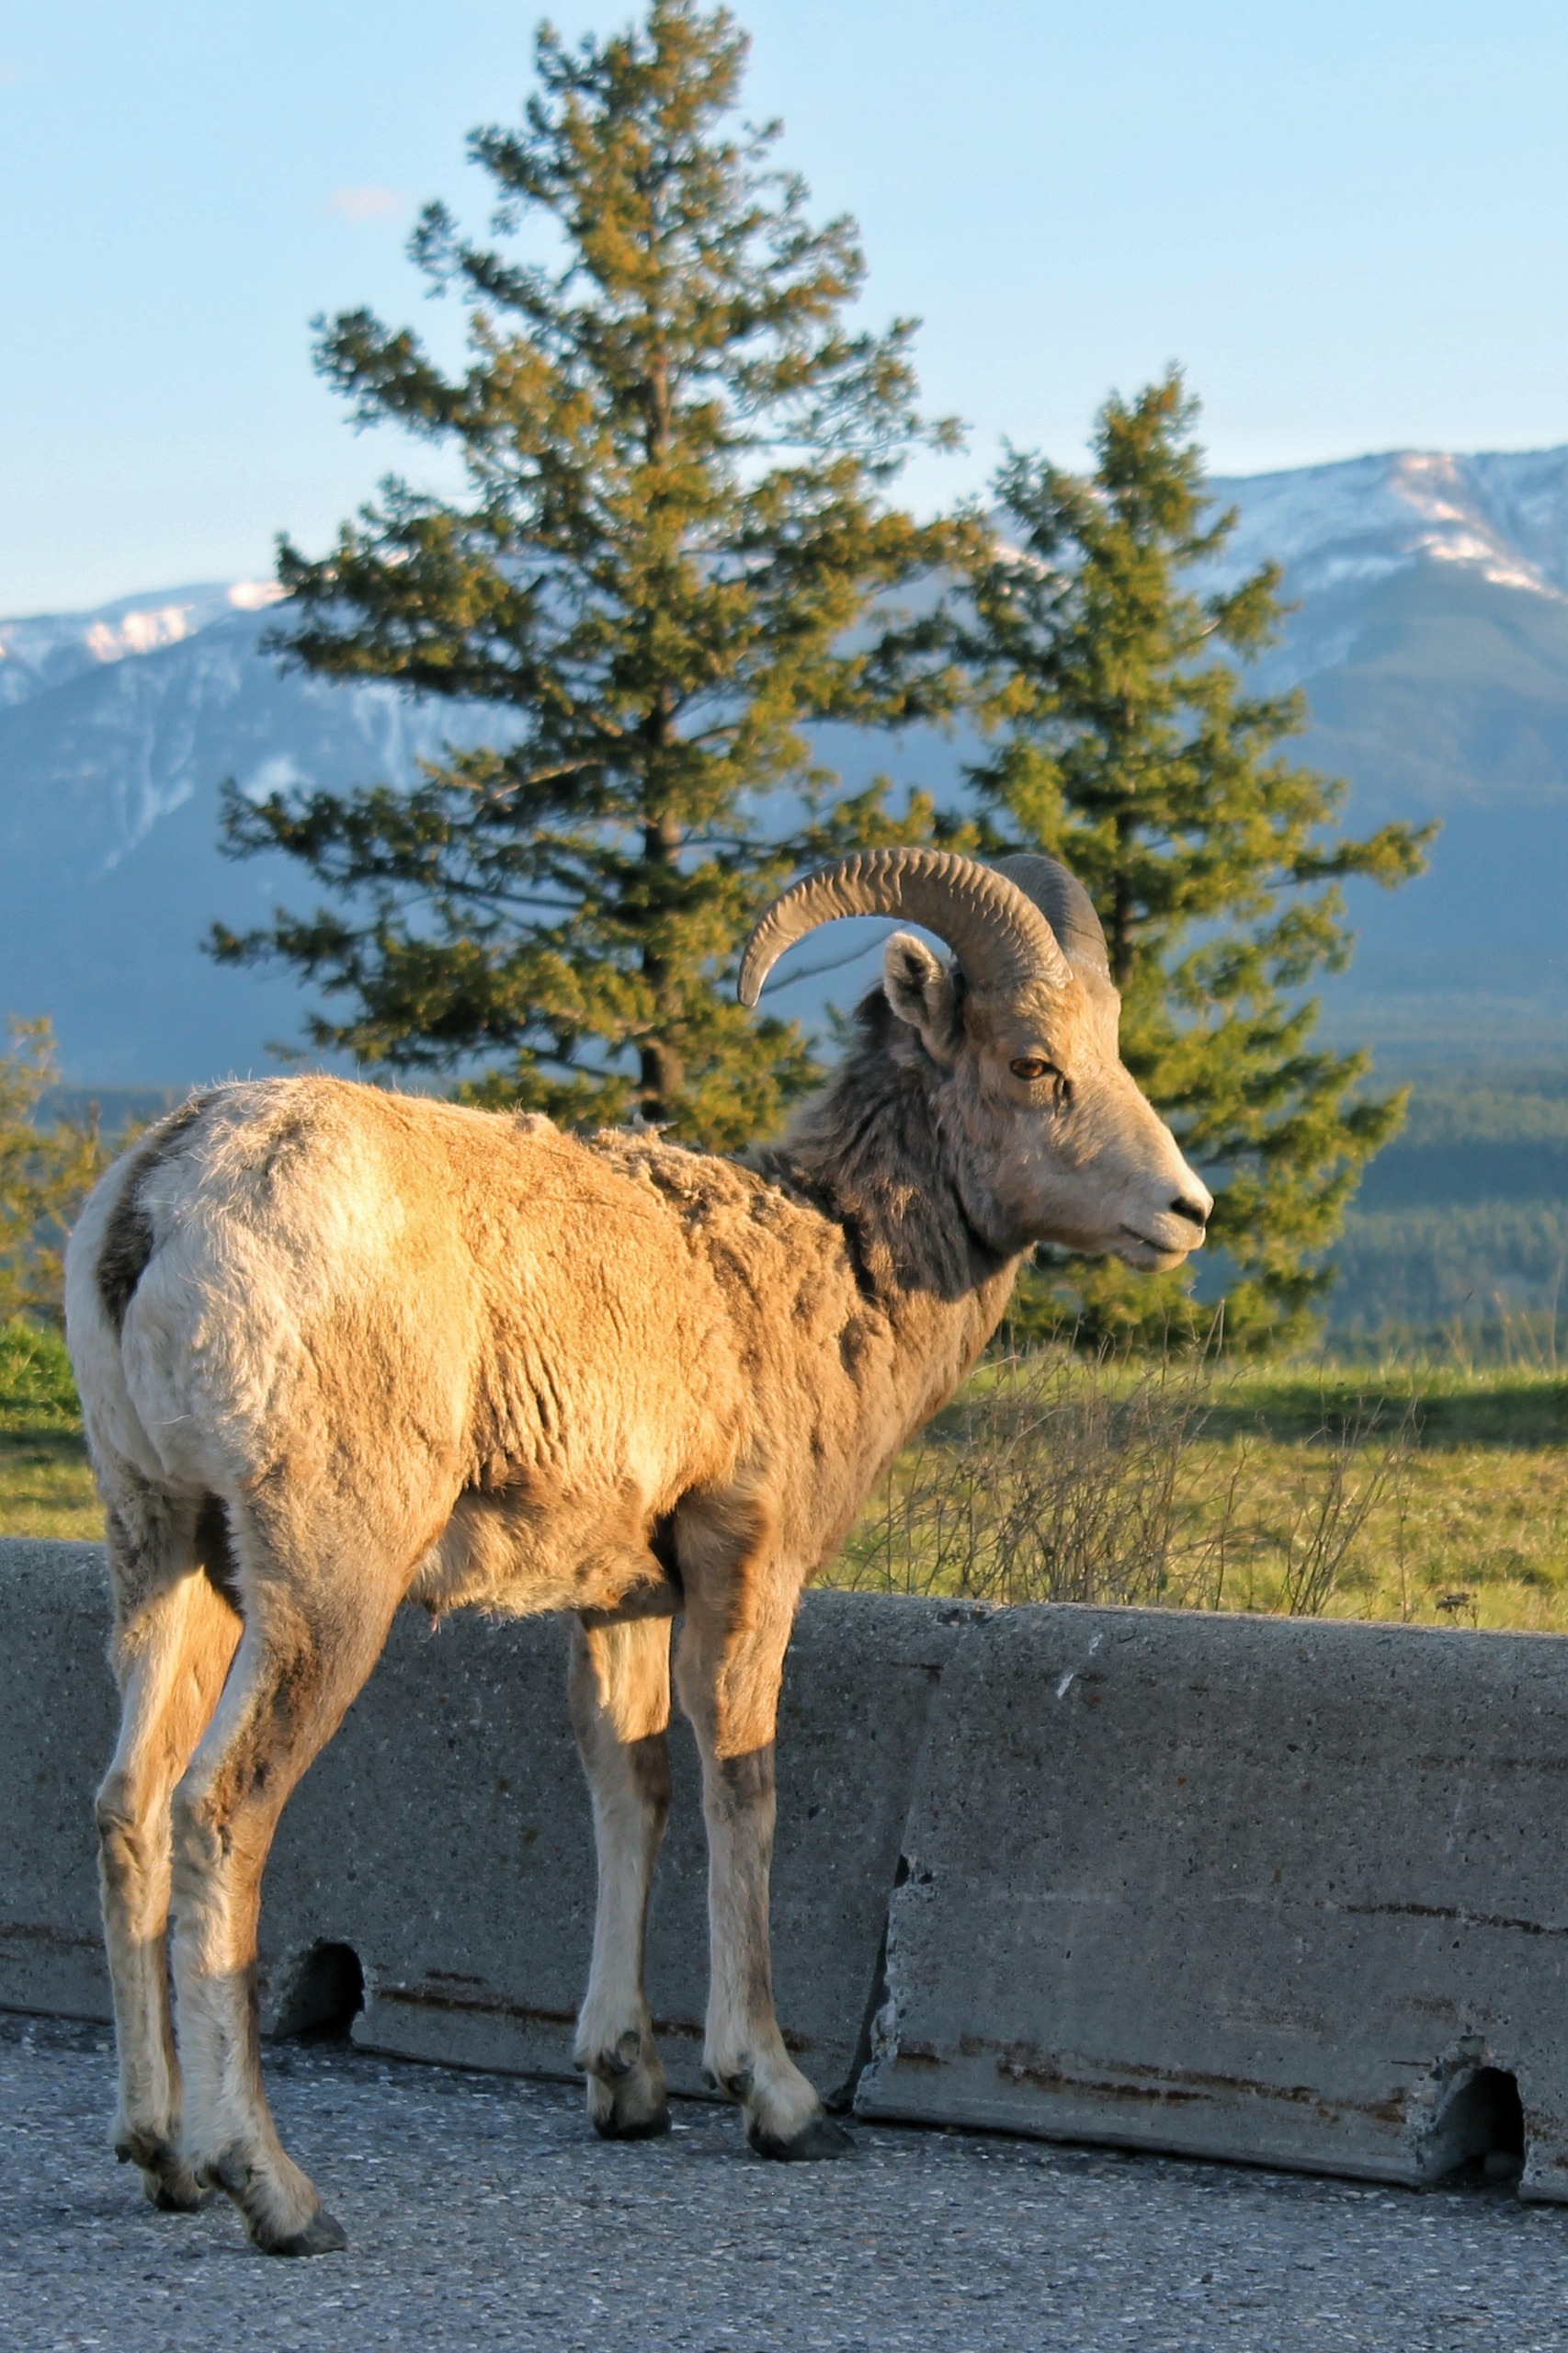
[1170, 1194, 1210, 1230]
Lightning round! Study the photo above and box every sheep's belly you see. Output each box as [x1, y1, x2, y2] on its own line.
[408, 1478, 680, 1621]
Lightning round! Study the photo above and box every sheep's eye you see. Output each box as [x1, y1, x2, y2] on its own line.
[1009, 1055, 1057, 1083]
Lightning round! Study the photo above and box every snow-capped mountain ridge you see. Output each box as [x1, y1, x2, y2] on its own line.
[0, 580, 284, 714]
[81, 579, 284, 671]
[6, 438, 1565, 718]
[0, 578, 522, 1083]
[1206, 443, 1568, 606]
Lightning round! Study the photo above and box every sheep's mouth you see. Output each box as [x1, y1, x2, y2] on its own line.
[1117, 1223, 1190, 1270]
[1119, 1224, 1167, 1254]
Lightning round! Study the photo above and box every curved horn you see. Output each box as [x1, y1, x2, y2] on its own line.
[738, 847, 1070, 1008]
[990, 853, 1111, 983]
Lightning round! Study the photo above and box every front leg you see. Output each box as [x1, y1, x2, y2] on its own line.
[568, 1617, 674, 2139]
[675, 1538, 851, 2162]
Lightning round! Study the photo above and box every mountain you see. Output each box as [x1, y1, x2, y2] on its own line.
[0, 584, 511, 1083]
[3, 445, 1568, 1085]
[1203, 449, 1568, 1053]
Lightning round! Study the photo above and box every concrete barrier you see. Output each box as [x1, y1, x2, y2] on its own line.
[854, 1605, 1568, 2199]
[8, 1540, 1568, 2197]
[0, 1543, 119, 2023]
[0, 1540, 964, 2105]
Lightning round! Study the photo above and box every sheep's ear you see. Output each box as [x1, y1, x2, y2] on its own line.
[882, 931, 962, 1065]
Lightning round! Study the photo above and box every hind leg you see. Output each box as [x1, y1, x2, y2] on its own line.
[168, 1499, 403, 2255]
[96, 1480, 242, 2211]
[570, 1615, 674, 2139]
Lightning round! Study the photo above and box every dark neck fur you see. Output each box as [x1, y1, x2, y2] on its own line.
[748, 987, 1021, 1315]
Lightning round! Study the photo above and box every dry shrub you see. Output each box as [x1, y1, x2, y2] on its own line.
[837, 1348, 1217, 1608]
[835, 1347, 1415, 1618]
[1267, 1400, 1416, 1618]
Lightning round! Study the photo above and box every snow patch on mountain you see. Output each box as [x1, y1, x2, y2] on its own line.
[226, 581, 286, 613]
[74, 584, 279, 666]
[1205, 445, 1568, 608]
[240, 752, 311, 801]
[0, 580, 283, 711]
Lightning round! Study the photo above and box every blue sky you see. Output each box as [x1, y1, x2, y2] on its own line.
[4, 0, 1567, 613]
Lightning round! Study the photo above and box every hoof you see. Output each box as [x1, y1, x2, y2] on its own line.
[269, 2208, 348, 2257]
[748, 2109, 854, 2163]
[581, 2028, 669, 2142]
[202, 2143, 347, 2256]
[148, 2166, 210, 2213]
[592, 2098, 672, 2143]
[116, 2131, 208, 2213]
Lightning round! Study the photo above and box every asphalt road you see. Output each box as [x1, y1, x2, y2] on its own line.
[3, 2011, 1566, 2352]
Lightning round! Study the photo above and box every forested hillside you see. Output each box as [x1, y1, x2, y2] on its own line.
[1332, 1061, 1568, 1345]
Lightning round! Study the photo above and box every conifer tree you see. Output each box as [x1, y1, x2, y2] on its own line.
[214, 1, 972, 1144]
[964, 371, 1430, 1348]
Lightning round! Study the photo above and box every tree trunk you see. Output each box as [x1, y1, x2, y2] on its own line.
[633, 351, 684, 1127]
[638, 682, 684, 1124]
[637, 1026, 684, 1126]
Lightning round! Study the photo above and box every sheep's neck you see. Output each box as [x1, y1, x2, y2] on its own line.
[752, 1030, 1023, 1402]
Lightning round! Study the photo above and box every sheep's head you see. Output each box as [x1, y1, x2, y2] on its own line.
[739, 847, 1211, 1271]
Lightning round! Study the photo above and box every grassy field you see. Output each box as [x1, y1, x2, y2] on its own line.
[0, 1320, 105, 1540]
[835, 1351, 1568, 1631]
[4, 1318, 1565, 1631]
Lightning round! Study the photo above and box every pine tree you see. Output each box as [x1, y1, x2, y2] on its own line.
[213, 1, 974, 1146]
[964, 370, 1431, 1349]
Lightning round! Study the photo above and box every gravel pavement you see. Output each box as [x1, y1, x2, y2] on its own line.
[4, 2011, 1567, 2351]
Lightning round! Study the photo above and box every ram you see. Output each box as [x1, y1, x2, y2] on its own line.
[64, 847, 1210, 2254]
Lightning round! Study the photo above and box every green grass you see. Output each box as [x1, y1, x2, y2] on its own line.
[1204, 1362, 1567, 1630]
[1201, 1360, 1568, 1449]
[0, 1319, 101, 1540]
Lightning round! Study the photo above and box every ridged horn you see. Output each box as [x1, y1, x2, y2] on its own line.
[991, 853, 1111, 983]
[738, 847, 1070, 1009]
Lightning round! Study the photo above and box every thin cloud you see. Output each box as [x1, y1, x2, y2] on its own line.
[327, 185, 402, 222]
[0, 64, 20, 86]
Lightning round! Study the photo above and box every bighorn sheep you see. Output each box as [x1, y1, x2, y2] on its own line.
[64, 847, 1210, 2255]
